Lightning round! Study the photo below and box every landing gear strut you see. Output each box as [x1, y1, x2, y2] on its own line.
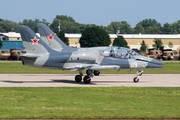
[133, 70, 143, 83]
[86, 70, 100, 76]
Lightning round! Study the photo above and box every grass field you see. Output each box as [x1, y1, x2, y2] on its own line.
[0, 62, 180, 119]
[0, 87, 180, 119]
[0, 62, 180, 74]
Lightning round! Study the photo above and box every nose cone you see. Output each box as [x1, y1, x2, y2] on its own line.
[136, 56, 165, 65]
[146, 62, 163, 69]
[151, 59, 165, 65]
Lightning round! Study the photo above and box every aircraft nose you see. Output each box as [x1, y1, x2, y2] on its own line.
[146, 62, 163, 69]
[151, 59, 165, 65]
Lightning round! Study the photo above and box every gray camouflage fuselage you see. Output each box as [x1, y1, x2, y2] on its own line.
[37, 23, 164, 66]
[18, 24, 163, 83]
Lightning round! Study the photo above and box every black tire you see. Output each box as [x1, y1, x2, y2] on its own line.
[133, 77, 139, 83]
[75, 75, 82, 82]
[86, 70, 92, 75]
[83, 75, 91, 84]
[94, 70, 100, 76]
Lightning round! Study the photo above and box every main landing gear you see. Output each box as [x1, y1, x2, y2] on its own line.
[75, 69, 143, 83]
[94, 70, 100, 76]
[133, 70, 143, 83]
[75, 70, 100, 84]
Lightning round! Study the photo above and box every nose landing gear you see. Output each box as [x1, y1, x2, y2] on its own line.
[133, 70, 143, 83]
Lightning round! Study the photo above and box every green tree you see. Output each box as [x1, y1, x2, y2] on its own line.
[172, 30, 178, 34]
[18, 19, 49, 32]
[120, 21, 133, 34]
[0, 19, 18, 32]
[19, 19, 37, 32]
[170, 20, 180, 34]
[50, 15, 80, 33]
[152, 38, 163, 50]
[55, 15, 75, 22]
[0, 39, 2, 48]
[168, 42, 173, 48]
[105, 21, 133, 34]
[136, 19, 162, 34]
[140, 40, 148, 52]
[103, 25, 114, 34]
[108, 21, 121, 34]
[79, 26, 111, 47]
[0, 26, 6, 32]
[163, 23, 171, 34]
[112, 36, 129, 48]
[134, 24, 145, 34]
[56, 30, 69, 45]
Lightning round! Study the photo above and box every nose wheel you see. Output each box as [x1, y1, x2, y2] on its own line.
[133, 77, 139, 83]
[133, 70, 143, 83]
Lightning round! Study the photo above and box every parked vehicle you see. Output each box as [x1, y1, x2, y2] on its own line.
[173, 51, 179, 60]
[0, 50, 10, 60]
[9, 49, 26, 60]
[144, 46, 180, 60]
[144, 48, 160, 59]
[162, 49, 174, 60]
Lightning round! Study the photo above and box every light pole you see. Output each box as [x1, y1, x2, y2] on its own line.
[58, 20, 61, 32]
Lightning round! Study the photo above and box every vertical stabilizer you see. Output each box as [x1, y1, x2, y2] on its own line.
[37, 23, 72, 51]
[18, 25, 55, 54]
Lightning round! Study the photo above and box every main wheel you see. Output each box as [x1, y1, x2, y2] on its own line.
[133, 77, 139, 83]
[75, 75, 82, 82]
[86, 70, 92, 75]
[83, 75, 91, 84]
[94, 70, 100, 76]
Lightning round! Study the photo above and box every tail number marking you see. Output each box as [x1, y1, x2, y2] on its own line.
[131, 62, 137, 68]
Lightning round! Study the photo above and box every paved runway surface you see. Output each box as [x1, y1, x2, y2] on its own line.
[0, 74, 180, 87]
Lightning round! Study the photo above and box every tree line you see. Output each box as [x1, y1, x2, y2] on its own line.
[0, 15, 177, 50]
[1, 15, 180, 34]
[0, 17, 166, 53]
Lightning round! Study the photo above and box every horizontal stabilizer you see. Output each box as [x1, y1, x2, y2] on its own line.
[19, 54, 39, 59]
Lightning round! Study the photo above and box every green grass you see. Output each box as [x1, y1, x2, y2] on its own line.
[0, 62, 180, 74]
[0, 62, 180, 118]
[0, 87, 180, 119]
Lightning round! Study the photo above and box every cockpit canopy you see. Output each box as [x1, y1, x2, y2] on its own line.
[99, 47, 136, 59]
[118, 47, 140, 56]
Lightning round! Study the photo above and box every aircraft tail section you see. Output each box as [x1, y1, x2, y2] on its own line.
[18, 25, 55, 54]
[37, 23, 71, 51]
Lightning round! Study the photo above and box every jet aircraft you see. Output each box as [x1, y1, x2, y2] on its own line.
[36, 23, 164, 78]
[36, 23, 164, 66]
[18, 25, 163, 84]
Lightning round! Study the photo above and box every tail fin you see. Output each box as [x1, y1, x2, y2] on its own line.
[37, 23, 71, 51]
[18, 25, 55, 54]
